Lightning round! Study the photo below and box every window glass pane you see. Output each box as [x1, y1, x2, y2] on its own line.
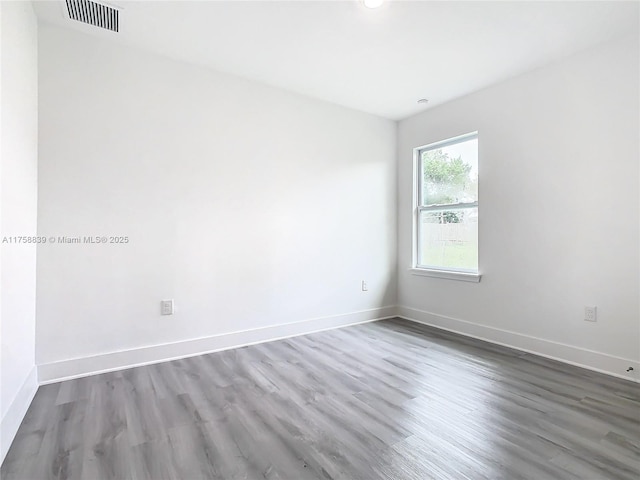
[421, 137, 478, 206]
[418, 207, 478, 271]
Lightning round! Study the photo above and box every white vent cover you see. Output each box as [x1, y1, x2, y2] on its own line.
[65, 0, 119, 32]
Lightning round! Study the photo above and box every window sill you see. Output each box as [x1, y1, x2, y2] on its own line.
[409, 268, 481, 283]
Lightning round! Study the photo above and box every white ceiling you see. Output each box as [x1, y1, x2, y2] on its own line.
[33, 0, 639, 120]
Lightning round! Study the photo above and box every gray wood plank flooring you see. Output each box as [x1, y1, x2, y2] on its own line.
[2, 318, 639, 479]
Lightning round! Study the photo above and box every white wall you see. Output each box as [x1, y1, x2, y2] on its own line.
[36, 25, 397, 380]
[397, 34, 640, 380]
[0, 1, 39, 463]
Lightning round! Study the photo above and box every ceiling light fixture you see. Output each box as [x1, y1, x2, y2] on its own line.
[363, 0, 384, 9]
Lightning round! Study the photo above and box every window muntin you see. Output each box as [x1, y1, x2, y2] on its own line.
[415, 132, 478, 273]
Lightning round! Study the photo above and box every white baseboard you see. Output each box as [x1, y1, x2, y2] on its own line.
[1, 366, 38, 464]
[36, 303, 639, 385]
[38, 306, 398, 384]
[397, 306, 639, 383]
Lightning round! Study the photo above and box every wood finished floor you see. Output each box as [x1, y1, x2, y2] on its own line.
[2, 318, 639, 480]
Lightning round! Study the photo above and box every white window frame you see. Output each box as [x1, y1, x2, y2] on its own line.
[411, 132, 481, 283]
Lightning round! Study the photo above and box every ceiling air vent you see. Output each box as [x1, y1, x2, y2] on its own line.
[65, 0, 119, 32]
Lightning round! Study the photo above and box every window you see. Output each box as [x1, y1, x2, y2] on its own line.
[413, 132, 480, 281]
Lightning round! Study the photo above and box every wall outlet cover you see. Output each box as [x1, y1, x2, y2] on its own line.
[161, 299, 174, 315]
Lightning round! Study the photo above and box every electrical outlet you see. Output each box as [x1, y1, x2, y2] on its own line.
[161, 299, 174, 315]
[584, 306, 597, 322]
[361, 280, 368, 292]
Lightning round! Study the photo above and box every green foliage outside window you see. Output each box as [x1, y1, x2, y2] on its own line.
[422, 149, 476, 223]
